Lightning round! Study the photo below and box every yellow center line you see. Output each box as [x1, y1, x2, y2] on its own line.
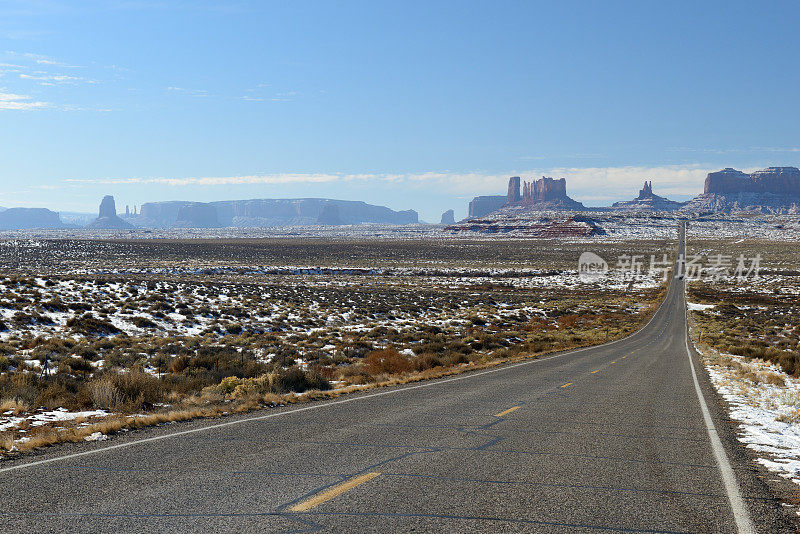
[590, 370, 599, 374]
[560, 382, 573, 388]
[290, 472, 381, 512]
[494, 406, 520, 417]
[610, 361, 616, 364]
[621, 355, 627, 359]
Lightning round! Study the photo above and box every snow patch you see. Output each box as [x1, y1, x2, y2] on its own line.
[701, 350, 800, 485]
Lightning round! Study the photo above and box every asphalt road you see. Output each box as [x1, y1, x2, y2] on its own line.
[0, 224, 795, 533]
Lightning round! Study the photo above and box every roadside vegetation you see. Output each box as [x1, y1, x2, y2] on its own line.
[0, 238, 670, 457]
[686, 238, 800, 499]
[686, 239, 800, 377]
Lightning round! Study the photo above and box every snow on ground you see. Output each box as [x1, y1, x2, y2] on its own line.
[687, 302, 716, 311]
[0, 407, 109, 432]
[700, 348, 800, 486]
[0, 213, 797, 241]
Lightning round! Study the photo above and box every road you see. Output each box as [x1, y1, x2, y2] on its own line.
[0, 224, 794, 533]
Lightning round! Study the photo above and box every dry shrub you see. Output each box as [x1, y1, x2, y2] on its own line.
[557, 315, 579, 329]
[0, 398, 28, 415]
[413, 353, 443, 372]
[168, 355, 189, 373]
[365, 348, 413, 376]
[442, 352, 470, 366]
[67, 314, 121, 337]
[36, 381, 77, 410]
[758, 370, 786, 387]
[0, 432, 13, 451]
[205, 367, 330, 399]
[272, 367, 329, 393]
[89, 371, 163, 411]
[89, 378, 122, 410]
[777, 409, 800, 424]
[337, 365, 372, 385]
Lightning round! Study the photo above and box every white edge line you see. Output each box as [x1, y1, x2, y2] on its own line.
[682, 262, 756, 531]
[0, 296, 666, 475]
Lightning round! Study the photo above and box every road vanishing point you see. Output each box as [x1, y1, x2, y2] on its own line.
[0, 223, 795, 533]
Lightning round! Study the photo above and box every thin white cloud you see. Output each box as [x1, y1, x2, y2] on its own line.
[19, 52, 82, 68]
[547, 165, 712, 200]
[748, 146, 800, 153]
[669, 146, 800, 154]
[66, 174, 345, 187]
[397, 165, 722, 202]
[19, 72, 94, 84]
[167, 86, 210, 97]
[0, 90, 49, 110]
[63, 164, 723, 202]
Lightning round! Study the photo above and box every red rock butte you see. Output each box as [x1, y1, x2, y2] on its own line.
[507, 176, 569, 205]
[704, 167, 800, 196]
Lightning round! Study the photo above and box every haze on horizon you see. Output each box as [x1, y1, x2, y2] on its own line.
[1, 0, 799, 222]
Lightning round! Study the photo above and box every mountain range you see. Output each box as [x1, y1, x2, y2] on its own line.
[1, 166, 799, 230]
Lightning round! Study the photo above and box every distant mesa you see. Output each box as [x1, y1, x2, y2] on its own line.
[611, 181, 685, 211]
[173, 202, 220, 228]
[508, 176, 585, 210]
[87, 196, 134, 229]
[468, 196, 506, 218]
[316, 203, 344, 225]
[0, 208, 64, 230]
[466, 176, 584, 219]
[135, 198, 418, 228]
[683, 167, 800, 213]
[440, 209, 455, 225]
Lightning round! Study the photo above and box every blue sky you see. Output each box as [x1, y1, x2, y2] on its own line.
[1, 1, 799, 221]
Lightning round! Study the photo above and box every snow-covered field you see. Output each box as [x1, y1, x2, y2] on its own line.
[686, 233, 800, 510]
[0, 212, 797, 241]
[700, 348, 800, 488]
[0, 236, 667, 456]
[0, 407, 108, 432]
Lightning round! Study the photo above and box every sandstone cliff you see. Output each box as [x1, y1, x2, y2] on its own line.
[87, 196, 134, 229]
[467, 196, 507, 218]
[173, 203, 220, 228]
[684, 167, 800, 213]
[136, 198, 418, 228]
[316, 203, 344, 225]
[0, 208, 64, 230]
[611, 181, 685, 211]
[440, 209, 455, 225]
[506, 176, 521, 203]
[505, 176, 585, 211]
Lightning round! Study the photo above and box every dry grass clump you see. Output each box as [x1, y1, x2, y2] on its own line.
[728, 361, 787, 387]
[204, 367, 330, 400]
[365, 348, 413, 376]
[66, 313, 121, 337]
[776, 410, 800, 424]
[89, 371, 164, 411]
[0, 398, 28, 415]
